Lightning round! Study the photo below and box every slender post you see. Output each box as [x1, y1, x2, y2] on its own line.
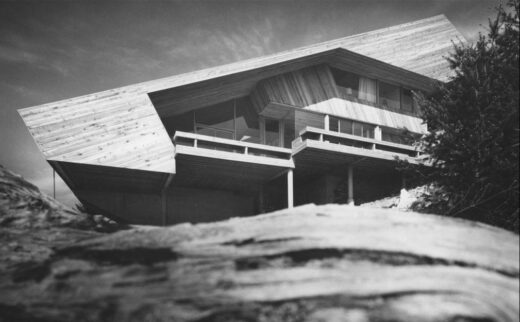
[279, 119, 285, 147]
[324, 114, 330, 131]
[287, 169, 294, 209]
[373, 126, 382, 150]
[374, 126, 382, 140]
[347, 165, 354, 206]
[53, 169, 56, 199]
[233, 99, 237, 140]
[161, 174, 174, 226]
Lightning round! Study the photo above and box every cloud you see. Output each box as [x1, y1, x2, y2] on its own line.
[0, 81, 51, 103]
[0, 33, 72, 77]
[155, 16, 280, 71]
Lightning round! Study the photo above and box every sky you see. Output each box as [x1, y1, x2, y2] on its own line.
[0, 0, 503, 206]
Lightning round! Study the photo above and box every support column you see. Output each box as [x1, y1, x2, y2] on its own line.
[287, 169, 294, 209]
[161, 174, 174, 226]
[53, 169, 56, 199]
[347, 165, 354, 206]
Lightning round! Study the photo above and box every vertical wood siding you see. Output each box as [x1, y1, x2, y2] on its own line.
[252, 65, 426, 134]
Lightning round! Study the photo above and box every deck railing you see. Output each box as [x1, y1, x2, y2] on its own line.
[173, 131, 293, 160]
[293, 127, 421, 158]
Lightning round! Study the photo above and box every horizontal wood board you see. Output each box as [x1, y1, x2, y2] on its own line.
[18, 15, 461, 178]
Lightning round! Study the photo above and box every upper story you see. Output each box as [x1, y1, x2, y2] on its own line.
[18, 15, 465, 177]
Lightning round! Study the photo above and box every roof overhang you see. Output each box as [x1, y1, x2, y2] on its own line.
[149, 47, 438, 118]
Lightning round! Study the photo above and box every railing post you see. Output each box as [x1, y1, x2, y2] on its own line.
[324, 115, 330, 131]
[193, 139, 198, 148]
[374, 126, 382, 140]
[373, 126, 382, 150]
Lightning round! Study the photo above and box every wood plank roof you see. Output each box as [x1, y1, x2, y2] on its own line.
[18, 14, 465, 174]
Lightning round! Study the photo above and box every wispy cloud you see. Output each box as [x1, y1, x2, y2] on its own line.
[156, 16, 280, 70]
[0, 32, 73, 77]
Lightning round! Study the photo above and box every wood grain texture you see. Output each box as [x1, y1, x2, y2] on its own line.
[19, 94, 175, 174]
[251, 65, 427, 133]
[1, 204, 517, 322]
[17, 15, 461, 183]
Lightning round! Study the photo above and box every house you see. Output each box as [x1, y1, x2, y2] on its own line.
[18, 15, 464, 225]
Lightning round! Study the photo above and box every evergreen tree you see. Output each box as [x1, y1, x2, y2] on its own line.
[410, 0, 519, 232]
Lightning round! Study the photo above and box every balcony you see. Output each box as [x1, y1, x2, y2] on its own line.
[174, 131, 293, 164]
[291, 126, 424, 174]
[171, 131, 294, 191]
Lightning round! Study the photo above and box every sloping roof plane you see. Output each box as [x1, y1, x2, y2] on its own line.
[18, 14, 465, 175]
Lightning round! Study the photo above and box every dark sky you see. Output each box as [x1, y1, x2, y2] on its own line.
[0, 0, 501, 206]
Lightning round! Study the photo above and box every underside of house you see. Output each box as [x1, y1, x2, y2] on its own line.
[19, 15, 465, 225]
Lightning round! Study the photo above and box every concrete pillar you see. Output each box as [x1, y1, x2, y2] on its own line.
[287, 169, 294, 208]
[347, 165, 354, 206]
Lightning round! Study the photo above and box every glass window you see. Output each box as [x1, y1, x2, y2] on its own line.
[329, 116, 339, 132]
[284, 121, 295, 148]
[235, 116, 260, 144]
[379, 82, 401, 110]
[358, 77, 378, 103]
[339, 119, 353, 135]
[353, 122, 363, 136]
[265, 118, 280, 147]
[331, 68, 359, 98]
[401, 88, 414, 113]
[195, 101, 235, 138]
[235, 103, 261, 144]
[196, 126, 234, 139]
[381, 128, 414, 144]
[362, 124, 375, 138]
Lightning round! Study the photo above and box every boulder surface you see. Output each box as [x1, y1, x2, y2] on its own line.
[0, 165, 518, 322]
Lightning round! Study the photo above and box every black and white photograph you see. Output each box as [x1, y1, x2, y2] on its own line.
[0, 0, 518, 321]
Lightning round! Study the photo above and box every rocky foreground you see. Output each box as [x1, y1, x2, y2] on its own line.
[0, 166, 519, 322]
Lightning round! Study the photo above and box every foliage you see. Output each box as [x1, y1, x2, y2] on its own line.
[407, 0, 519, 232]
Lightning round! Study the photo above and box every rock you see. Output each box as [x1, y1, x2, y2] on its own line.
[0, 165, 125, 232]
[0, 165, 518, 321]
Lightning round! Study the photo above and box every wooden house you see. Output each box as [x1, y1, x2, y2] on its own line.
[19, 15, 465, 225]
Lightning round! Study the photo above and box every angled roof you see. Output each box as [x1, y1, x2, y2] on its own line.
[18, 15, 465, 175]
